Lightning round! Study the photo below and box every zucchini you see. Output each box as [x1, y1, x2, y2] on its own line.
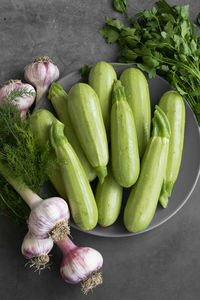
[88, 61, 117, 134]
[111, 80, 140, 187]
[30, 109, 67, 199]
[120, 67, 151, 157]
[48, 83, 96, 182]
[50, 121, 98, 231]
[67, 83, 109, 183]
[95, 167, 123, 227]
[158, 91, 185, 208]
[123, 106, 171, 233]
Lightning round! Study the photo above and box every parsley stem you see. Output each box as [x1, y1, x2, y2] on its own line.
[154, 16, 162, 33]
[160, 57, 200, 81]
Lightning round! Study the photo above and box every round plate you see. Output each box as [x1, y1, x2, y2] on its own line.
[36, 63, 200, 237]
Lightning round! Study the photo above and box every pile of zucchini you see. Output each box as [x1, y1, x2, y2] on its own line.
[30, 61, 185, 233]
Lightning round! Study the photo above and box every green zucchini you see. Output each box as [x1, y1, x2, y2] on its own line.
[111, 80, 140, 187]
[95, 167, 123, 227]
[50, 121, 98, 231]
[123, 106, 171, 233]
[120, 67, 151, 157]
[48, 83, 96, 182]
[88, 61, 117, 134]
[67, 83, 109, 183]
[158, 91, 185, 208]
[30, 109, 67, 199]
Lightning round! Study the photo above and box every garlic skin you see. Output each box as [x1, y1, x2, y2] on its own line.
[28, 197, 70, 241]
[21, 231, 53, 259]
[58, 237, 103, 284]
[0, 80, 35, 117]
[24, 56, 59, 103]
[61, 248, 103, 284]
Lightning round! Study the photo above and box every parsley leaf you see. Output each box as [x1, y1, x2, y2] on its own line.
[100, 25, 120, 43]
[113, 0, 127, 14]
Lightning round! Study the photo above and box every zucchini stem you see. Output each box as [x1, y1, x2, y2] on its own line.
[48, 82, 67, 100]
[112, 80, 127, 104]
[159, 180, 174, 208]
[152, 105, 171, 139]
[95, 166, 108, 184]
[49, 120, 66, 148]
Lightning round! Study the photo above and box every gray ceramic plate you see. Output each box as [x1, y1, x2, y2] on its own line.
[36, 63, 200, 237]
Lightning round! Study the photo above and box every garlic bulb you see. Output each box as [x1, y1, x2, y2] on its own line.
[21, 231, 53, 270]
[57, 237, 103, 294]
[0, 161, 70, 243]
[0, 80, 35, 117]
[24, 56, 59, 103]
[28, 197, 70, 242]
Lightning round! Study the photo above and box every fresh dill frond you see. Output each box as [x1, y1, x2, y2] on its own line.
[3, 122, 51, 193]
[5, 87, 35, 103]
[0, 102, 51, 224]
[0, 100, 24, 150]
[0, 175, 29, 225]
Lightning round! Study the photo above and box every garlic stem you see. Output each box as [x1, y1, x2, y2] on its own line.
[18, 188, 42, 209]
[57, 237, 77, 254]
[35, 86, 46, 104]
[0, 161, 42, 208]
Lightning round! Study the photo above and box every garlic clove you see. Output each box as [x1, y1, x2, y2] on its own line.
[21, 231, 54, 271]
[21, 231, 53, 259]
[24, 56, 59, 103]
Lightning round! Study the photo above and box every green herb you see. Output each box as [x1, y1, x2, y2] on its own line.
[0, 101, 50, 224]
[0, 176, 29, 225]
[5, 87, 35, 103]
[81, 64, 90, 79]
[113, 0, 127, 15]
[100, 0, 200, 125]
[197, 12, 200, 26]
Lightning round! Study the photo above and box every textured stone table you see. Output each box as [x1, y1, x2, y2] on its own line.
[0, 1, 200, 299]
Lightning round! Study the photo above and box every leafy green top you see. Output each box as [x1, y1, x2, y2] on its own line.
[113, 0, 127, 15]
[197, 12, 200, 26]
[81, 64, 90, 80]
[100, 0, 200, 125]
[0, 101, 50, 224]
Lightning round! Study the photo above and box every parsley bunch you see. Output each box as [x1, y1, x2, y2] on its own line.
[100, 0, 200, 124]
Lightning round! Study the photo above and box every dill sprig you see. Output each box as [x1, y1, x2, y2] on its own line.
[5, 87, 35, 103]
[0, 175, 29, 225]
[0, 101, 51, 224]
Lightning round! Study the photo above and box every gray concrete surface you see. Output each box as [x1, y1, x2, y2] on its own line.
[0, 0, 200, 299]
